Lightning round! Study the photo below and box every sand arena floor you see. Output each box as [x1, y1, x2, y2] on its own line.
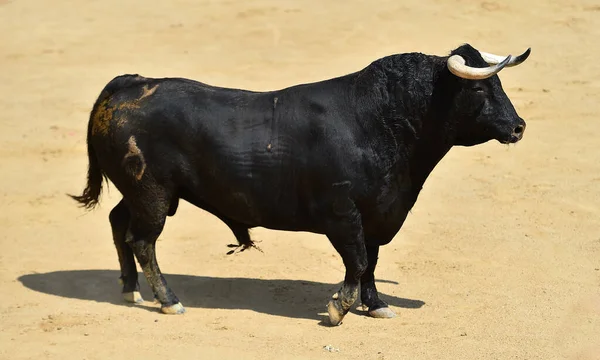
[1, 0, 599, 359]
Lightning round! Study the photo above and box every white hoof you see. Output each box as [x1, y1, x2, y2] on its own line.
[369, 307, 396, 319]
[327, 300, 345, 326]
[161, 302, 185, 315]
[123, 291, 144, 304]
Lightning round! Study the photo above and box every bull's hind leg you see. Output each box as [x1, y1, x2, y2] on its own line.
[126, 190, 184, 314]
[360, 245, 396, 318]
[109, 199, 143, 303]
[326, 208, 368, 326]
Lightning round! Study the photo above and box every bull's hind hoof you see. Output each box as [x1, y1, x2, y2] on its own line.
[123, 291, 144, 304]
[368, 306, 396, 319]
[327, 300, 345, 326]
[161, 302, 185, 315]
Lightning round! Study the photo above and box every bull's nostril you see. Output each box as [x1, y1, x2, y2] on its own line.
[514, 125, 524, 134]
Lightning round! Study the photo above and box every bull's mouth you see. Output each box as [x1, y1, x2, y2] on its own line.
[499, 132, 524, 144]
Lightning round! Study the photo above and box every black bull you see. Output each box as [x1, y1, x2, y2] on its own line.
[70, 43, 530, 325]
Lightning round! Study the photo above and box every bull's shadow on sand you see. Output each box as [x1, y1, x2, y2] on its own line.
[18, 270, 424, 321]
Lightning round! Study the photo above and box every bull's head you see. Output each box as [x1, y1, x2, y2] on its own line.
[445, 44, 530, 146]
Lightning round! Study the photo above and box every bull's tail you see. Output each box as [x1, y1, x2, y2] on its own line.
[68, 119, 105, 209]
[69, 74, 147, 209]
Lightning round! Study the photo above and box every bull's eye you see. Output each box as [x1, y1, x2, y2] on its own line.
[472, 86, 485, 93]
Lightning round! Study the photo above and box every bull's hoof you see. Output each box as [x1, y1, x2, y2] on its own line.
[327, 299, 345, 326]
[161, 302, 186, 315]
[123, 291, 144, 304]
[369, 306, 396, 319]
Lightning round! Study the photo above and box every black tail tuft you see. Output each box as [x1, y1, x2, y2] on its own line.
[68, 157, 105, 210]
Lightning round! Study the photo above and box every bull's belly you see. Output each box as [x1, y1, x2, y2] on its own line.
[179, 176, 319, 233]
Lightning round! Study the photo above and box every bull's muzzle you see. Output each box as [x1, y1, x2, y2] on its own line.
[509, 122, 526, 143]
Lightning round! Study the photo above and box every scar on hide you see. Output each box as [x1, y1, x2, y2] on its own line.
[139, 84, 158, 101]
[117, 84, 159, 110]
[266, 96, 278, 152]
[122, 136, 146, 181]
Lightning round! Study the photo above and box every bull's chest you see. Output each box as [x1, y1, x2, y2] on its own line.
[361, 171, 421, 245]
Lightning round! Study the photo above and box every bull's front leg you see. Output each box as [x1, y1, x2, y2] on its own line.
[360, 244, 396, 318]
[325, 208, 368, 326]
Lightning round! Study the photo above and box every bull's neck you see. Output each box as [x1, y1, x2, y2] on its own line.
[354, 54, 456, 186]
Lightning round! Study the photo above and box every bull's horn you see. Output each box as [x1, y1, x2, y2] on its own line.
[479, 48, 531, 67]
[447, 54, 512, 80]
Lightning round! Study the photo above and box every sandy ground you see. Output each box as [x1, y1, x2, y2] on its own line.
[1, 0, 599, 359]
